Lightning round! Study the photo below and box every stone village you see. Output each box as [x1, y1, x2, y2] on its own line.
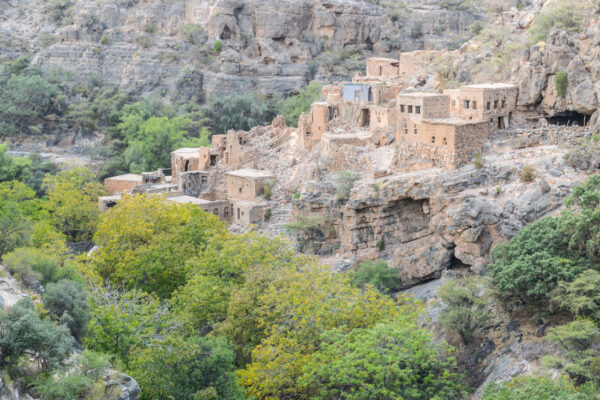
[99, 52, 518, 231]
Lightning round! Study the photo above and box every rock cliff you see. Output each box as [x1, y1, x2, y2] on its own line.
[0, 0, 481, 99]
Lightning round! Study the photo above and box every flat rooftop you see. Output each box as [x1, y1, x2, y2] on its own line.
[226, 169, 275, 179]
[422, 117, 489, 126]
[367, 57, 399, 62]
[462, 83, 517, 89]
[398, 92, 446, 97]
[171, 147, 208, 155]
[167, 195, 217, 205]
[105, 174, 142, 181]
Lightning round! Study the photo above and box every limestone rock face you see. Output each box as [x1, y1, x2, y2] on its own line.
[0, 0, 481, 98]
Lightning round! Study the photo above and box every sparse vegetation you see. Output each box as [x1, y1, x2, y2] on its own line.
[180, 24, 207, 45]
[519, 165, 536, 182]
[48, 0, 74, 25]
[473, 153, 485, 169]
[334, 170, 360, 201]
[555, 70, 568, 97]
[529, 0, 590, 43]
[351, 260, 402, 293]
[213, 40, 223, 53]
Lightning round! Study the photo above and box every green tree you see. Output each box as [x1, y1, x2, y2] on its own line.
[89, 194, 226, 297]
[277, 82, 322, 127]
[203, 94, 276, 134]
[351, 260, 403, 293]
[299, 317, 466, 400]
[44, 279, 91, 340]
[128, 336, 245, 400]
[85, 287, 171, 366]
[43, 168, 105, 242]
[0, 298, 74, 370]
[438, 277, 492, 344]
[551, 269, 600, 323]
[483, 375, 600, 400]
[2, 247, 77, 286]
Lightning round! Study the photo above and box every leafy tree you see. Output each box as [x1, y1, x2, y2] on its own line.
[2, 247, 77, 286]
[128, 336, 244, 400]
[43, 168, 105, 242]
[0, 298, 74, 370]
[0, 199, 31, 257]
[85, 287, 172, 366]
[299, 317, 466, 400]
[551, 269, 600, 323]
[542, 319, 600, 383]
[44, 279, 91, 339]
[0, 144, 32, 183]
[488, 216, 583, 303]
[351, 260, 403, 293]
[277, 82, 322, 127]
[483, 375, 600, 400]
[238, 263, 406, 399]
[438, 277, 492, 344]
[89, 194, 226, 297]
[203, 94, 276, 134]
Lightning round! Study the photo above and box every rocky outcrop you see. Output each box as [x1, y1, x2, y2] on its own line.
[0, 0, 481, 98]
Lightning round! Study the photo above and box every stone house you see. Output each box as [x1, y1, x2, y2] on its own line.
[226, 169, 275, 201]
[229, 200, 270, 225]
[166, 195, 230, 220]
[104, 174, 143, 195]
[171, 147, 210, 179]
[298, 102, 333, 149]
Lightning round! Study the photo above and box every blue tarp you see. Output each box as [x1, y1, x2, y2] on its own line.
[343, 83, 372, 102]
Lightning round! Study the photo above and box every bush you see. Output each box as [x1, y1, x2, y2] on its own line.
[489, 216, 583, 303]
[48, 0, 74, 25]
[334, 170, 360, 201]
[2, 247, 67, 286]
[44, 279, 91, 339]
[213, 40, 222, 53]
[483, 375, 600, 399]
[298, 317, 467, 400]
[100, 35, 111, 45]
[276, 81, 322, 127]
[543, 319, 600, 383]
[520, 165, 536, 182]
[473, 153, 485, 169]
[0, 298, 74, 370]
[142, 22, 156, 33]
[262, 181, 273, 200]
[470, 20, 485, 35]
[351, 260, 402, 293]
[180, 24, 207, 45]
[555, 71, 568, 97]
[529, 0, 588, 43]
[551, 269, 600, 323]
[438, 277, 492, 344]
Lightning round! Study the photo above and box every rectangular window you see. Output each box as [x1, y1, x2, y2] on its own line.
[414, 127, 417, 135]
[415, 106, 421, 114]
[464, 100, 470, 109]
[486, 101, 490, 110]
[443, 137, 448, 145]
[400, 105, 405, 112]
[408, 105, 413, 113]
[472, 101, 477, 109]
[494, 100, 498, 109]
[431, 136, 436, 144]
[501, 99, 506, 108]
[404, 127, 408, 135]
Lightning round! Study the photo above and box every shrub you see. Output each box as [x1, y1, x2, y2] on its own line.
[2, 247, 67, 286]
[49, 0, 74, 25]
[0, 298, 74, 370]
[264, 208, 272, 222]
[100, 35, 111, 45]
[551, 269, 600, 323]
[438, 277, 492, 344]
[135, 34, 151, 48]
[520, 165, 536, 182]
[213, 40, 222, 53]
[376, 238, 385, 251]
[276, 81, 323, 127]
[284, 215, 334, 253]
[483, 375, 599, 399]
[351, 260, 402, 293]
[391, 11, 401, 22]
[38, 32, 56, 48]
[529, 0, 588, 43]
[488, 216, 583, 303]
[543, 319, 600, 383]
[180, 24, 207, 45]
[44, 279, 91, 339]
[555, 71, 568, 97]
[470, 20, 484, 35]
[262, 181, 273, 200]
[473, 153, 485, 169]
[142, 21, 156, 34]
[564, 137, 600, 171]
[334, 170, 360, 201]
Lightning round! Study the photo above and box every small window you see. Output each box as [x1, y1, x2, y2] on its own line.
[404, 127, 408, 135]
[238, 137, 242, 145]
[494, 100, 498, 109]
[238, 187, 242, 193]
[501, 99, 506, 108]
[305, 131, 311, 137]
[408, 105, 413, 113]
[379, 66, 383, 76]
[486, 101, 491, 110]
[443, 137, 448, 145]
[415, 106, 421, 114]
[377, 116, 381, 123]
[464, 100, 470, 109]
[472, 101, 477, 109]
[431, 136, 436, 144]
[414, 127, 417, 135]
[452, 100, 456, 106]
[400, 105, 405, 112]
[213, 208, 219, 215]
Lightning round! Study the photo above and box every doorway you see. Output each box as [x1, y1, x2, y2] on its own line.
[497, 116, 505, 129]
[360, 108, 370, 127]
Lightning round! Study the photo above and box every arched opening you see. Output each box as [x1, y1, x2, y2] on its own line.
[547, 111, 587, 126]
[184, 160, 189, 172]
[220, 25, 233, 40]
